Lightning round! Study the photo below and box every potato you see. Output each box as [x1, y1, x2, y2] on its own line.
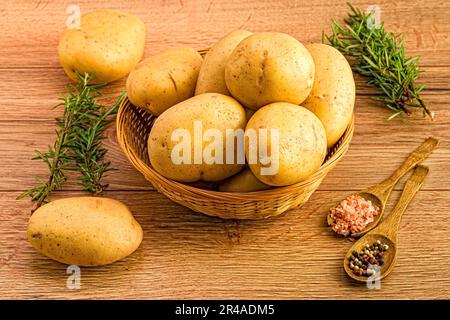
[126, 48, 202, 116]
[148, 93, 246, 182]
[245, 102, 327, 186]
[225, 32, 315, 109]
[58, 10, 145, 84]
[303, 44, 355, 148]
[218, 168, 271, 192]
[28, 197, 143, 266]
[195, 30, 252, 95]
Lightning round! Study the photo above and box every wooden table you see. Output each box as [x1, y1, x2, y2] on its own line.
[1, 0, 449, 299]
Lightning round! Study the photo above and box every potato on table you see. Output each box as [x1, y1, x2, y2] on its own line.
[303, 43, 355, 148]
[225, 32, 315, 110]
[126, 47, 203, 115]
[27, 197, 143, 267]
[58, 9, 145, 84]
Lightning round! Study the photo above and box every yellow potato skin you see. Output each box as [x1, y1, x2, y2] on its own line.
[126, 47, 203, 116]
[245, 103, 327, 186]
[225, 32, 315, 109]
[27, 197, 143, 266]
[148, 93, 247, 182]
[195, 30, 252, 95]
[58, 10, 145, 84]
[303, 43, 355, 148]
[218, 168, 271, 192]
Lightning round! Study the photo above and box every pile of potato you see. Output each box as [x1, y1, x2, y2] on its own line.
[126, 31, 355, 191]
[58, 10, 354, 192]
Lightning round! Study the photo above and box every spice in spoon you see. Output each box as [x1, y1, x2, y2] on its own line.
[349, 240, 389, 277]
[329, 194, 380, 236]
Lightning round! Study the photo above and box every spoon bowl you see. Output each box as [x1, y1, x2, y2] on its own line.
[327, 191, 384, 237]
[344, 233, 396, 283]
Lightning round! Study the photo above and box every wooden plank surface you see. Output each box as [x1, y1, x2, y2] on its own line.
[2, 190, 449, 299]
[0, 0, 449, 299]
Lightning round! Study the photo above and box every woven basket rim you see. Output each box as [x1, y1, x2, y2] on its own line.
[116, 97, 354, 201]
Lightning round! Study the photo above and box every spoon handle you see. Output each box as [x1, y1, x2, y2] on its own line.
[369, 137, 438, 201]
[376, 165, 429, 238]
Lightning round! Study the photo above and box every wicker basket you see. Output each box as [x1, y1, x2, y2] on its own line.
[116, 96, 354, 219]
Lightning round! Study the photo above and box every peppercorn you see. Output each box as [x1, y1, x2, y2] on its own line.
[348, 240, 390, 277]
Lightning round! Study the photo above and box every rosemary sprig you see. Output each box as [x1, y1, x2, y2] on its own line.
[17, 73, 124, 209]
[70, 91, 125, 193]
[323, 2, 433, 120]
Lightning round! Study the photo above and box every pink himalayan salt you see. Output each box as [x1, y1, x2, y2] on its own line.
[329, 194, 380, 236]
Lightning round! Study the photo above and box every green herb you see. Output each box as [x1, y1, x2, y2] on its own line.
[17, 73, 125, 210]
[70, 86, 125, 194]
[323, 2, 433, 120]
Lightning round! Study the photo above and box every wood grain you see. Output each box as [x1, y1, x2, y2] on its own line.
[0, 0, 449, 299]
[1, 190, 449, 299]
[1, 0, 450, 67]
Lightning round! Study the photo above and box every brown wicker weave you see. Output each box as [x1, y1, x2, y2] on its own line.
[116, 96, 354, 219]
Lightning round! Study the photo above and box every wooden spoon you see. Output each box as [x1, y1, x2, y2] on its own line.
[343, 165, 429, 283]
[327, 137, 438, 237]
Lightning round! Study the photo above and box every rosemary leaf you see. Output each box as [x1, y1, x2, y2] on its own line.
[70, 90, 125, 194]
[17, 73, 125, 210]
[323, 2, 433, 119]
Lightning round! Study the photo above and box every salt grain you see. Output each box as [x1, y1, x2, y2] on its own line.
[329, 194, 380, 236]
